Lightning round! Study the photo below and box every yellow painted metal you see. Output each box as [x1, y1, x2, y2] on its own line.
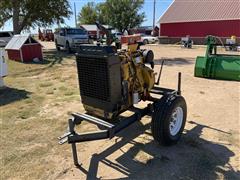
[141, 66, 155, 90]
[120, 50, 155, 102]
[128, 44, 138, 53]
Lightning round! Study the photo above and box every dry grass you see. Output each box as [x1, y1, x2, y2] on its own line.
[0, 51, 84, 179]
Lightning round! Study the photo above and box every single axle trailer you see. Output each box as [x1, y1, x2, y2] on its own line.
[59, 73, 187, 166]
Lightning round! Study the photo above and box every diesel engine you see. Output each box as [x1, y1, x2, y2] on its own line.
[60, 24, 187, 167]
[76, 44, 155, 119]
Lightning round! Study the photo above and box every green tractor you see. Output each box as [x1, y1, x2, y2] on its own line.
[194, 35, 240, 81]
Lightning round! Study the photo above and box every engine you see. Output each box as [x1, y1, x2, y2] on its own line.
[76, 44, 155, 119]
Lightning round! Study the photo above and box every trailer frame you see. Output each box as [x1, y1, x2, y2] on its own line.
[59, 73, 182, 166]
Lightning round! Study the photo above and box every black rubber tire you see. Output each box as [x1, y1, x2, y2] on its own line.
[55, 41, 60, 51]
[151, 94, 187, 146]
[143, 39, 148, 45]
[56, 46, 60, 51]
[66, 41, 72, 53]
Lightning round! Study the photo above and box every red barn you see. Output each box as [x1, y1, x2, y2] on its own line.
[5, 35, 43, 62]
[158, 0, 240, 44]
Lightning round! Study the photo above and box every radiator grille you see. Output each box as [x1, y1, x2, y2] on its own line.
[77, 56, 110, 102]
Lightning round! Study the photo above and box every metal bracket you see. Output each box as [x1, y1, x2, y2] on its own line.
[151, 72, 182, 96]
[58, 132, 71, 145]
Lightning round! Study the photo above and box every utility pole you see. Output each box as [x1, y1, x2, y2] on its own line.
[96, 21, 100, 40]
[74, 2, 77, 27]
[153, 0, 156, 28]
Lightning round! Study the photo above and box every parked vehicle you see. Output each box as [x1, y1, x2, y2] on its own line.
[0, 31, 13, 47]
[140, 34, 158, 44]
[38, 28, 54, 41]
[54, 28, 89, 53]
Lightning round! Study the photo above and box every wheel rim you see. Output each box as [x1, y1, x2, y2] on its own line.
[169, 107, 183, 136]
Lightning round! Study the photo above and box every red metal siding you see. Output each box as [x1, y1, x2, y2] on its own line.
[7, 50, 22, 62]
[21, 44, 43, 62]
[160, 20, 240, 37]
[87, 30, 105, 36]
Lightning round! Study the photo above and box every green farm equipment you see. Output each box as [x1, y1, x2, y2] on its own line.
[194, 35, 240, 81]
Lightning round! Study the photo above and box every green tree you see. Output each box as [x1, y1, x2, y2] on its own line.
[104, 0, 145, 33]
[78, 0, 145, 32]
[0, 0, 72, 34]
[77, 2, 98, 25]
[77, 2, 107, 25]
[96, 3, 108, 25]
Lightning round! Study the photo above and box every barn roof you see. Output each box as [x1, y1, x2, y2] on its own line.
[159, 0, 240, 24]
[5, 34, 40, 50]
[80, 24, 111, 31]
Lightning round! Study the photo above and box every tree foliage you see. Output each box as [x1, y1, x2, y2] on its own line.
[104, 0, 145, 33]
[78, 0, 145, 32]
[77, 2, 107, 25]
[0, 0, 72, 34]
[96, 3, 108, 25]
[77, 2, 97, 25]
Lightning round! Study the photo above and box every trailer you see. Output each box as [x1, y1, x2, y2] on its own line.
[58, 21, 189, 168]
[59, 73, 184, 166]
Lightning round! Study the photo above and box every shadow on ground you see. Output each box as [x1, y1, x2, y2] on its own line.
[0, 87, 31, 106]
[154, 58, 195, 66]
[75, 120, 239, 180]
[43, 50, 74, 67]
[9, 50, 75, 77]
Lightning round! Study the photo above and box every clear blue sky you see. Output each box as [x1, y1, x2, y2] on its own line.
[2, 0, 173, 33]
